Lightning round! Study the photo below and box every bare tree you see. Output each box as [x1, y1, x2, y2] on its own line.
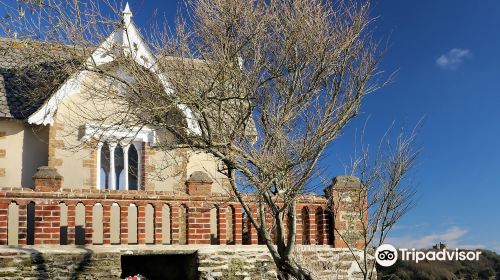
[1, 0, 388, 279]
[330, 124, 420, 280]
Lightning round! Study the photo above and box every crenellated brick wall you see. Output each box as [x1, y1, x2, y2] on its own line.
[0, 174, 367, 249]
[0, 188, 335, 247]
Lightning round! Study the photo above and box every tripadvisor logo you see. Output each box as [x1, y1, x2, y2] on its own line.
[375, 244, 398, 267]
[375, 244, 482, 267]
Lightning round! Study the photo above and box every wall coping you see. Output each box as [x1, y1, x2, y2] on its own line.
[0, 187, 328, 204]
[0, 244, 352, 255]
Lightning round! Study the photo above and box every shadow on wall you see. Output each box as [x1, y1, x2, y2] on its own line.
[15, 247, 94, 280]
[21, 125, 49, 187]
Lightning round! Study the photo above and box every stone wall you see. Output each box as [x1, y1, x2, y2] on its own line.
[0, 246, 122, 279]
[0, 245, 372, 280]
[199, 246, 372, 280]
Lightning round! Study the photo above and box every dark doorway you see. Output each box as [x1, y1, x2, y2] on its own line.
[121, 253, 198, 280]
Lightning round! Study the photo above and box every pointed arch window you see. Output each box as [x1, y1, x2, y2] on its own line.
[128, 144, 139, 190]
[100, 143, 110, 190]
[115, 145, 124, 189]
[81, 124, 154, 190]
[96, 141, 142, 190]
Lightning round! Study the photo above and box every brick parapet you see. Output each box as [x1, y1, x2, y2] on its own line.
[0, 187, 363, 249]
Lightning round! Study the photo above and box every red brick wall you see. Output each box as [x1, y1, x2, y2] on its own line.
[0, 188, 350, 248]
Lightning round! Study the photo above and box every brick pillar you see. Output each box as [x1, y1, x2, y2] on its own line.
[217, 207, 226, 245]
[102, 203, 111, 245]
[137, 204, 146, 244]
[187, 202, 211, 244]
[309, 208, 316, 245]
[120, 203, 128, 244]
[249, 207, 258, 245]
[17, 203, 27, 245]
[186, 171, 213, 195]
[33, 166, 63, 192]
[325, 176, 366, 249]
[321, 210, 330, 245]
[295, 206, 303, 245]
[67, 204, 75, 245]
[315, 208, 326, 245]
[234, 205, 242, 245]
[85, 204, 93, 245]
[35, 204, 60, 245]
[171, 205, 180, 244]
[0, 201, 8, 245]
[154, 203, 163, 245]
[51, 204, 63, 245]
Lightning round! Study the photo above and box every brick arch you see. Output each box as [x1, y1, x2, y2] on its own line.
[16, 200, 30, 206]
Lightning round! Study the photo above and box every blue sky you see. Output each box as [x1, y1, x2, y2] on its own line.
[128, 0, 500, 251]
[69, 0, 500, 251]
[3, 0, 499, 251]
[335, 0, 500, 251]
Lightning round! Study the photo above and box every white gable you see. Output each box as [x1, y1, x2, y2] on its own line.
[27, 3, 201, 135]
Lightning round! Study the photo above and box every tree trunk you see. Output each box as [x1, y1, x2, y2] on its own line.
[275, 256, 314, 280]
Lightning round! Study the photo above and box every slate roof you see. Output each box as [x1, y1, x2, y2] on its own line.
[0, 38, 76, 120]
[0, 38, 257, 140]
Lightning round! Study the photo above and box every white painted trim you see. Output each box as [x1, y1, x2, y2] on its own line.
[96, 142, 103, 189]
[27, 71, 86, 125]
[108, 143, 117, 190]
[80, 124, 156, 146]
[122, 144, 130, 190]
[26, 3, 202, 136]
[177, 104, 202, 135]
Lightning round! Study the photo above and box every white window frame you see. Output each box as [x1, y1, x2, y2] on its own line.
[85, 124, 151, 191]
[96, 141, 142, 190]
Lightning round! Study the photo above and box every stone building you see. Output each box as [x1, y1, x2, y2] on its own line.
[0, 4, 370, 279]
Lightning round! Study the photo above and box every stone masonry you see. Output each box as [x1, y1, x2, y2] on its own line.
[0, 245, 371, 280]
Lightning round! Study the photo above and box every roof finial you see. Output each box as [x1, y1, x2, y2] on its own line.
[122, 2, 133, 27]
